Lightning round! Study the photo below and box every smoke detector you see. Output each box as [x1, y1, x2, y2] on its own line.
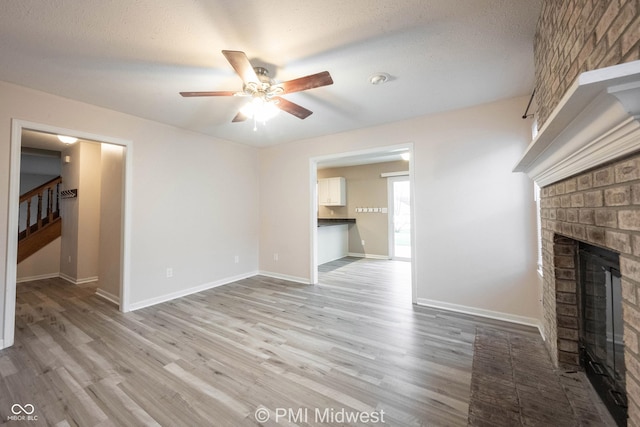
[369, 72, 390, 85]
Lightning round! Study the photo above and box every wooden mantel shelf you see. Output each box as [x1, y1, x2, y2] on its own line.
[513, 60, 640, 187]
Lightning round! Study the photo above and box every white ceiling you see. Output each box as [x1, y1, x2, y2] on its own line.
[1, 0, 541, 148]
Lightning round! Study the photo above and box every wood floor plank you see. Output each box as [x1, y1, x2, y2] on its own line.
[1, 258, 607, 426]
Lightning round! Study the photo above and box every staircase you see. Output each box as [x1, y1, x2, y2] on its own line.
[18, 176, 62, 263]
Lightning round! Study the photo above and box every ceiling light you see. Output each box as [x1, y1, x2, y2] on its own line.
[240, 98, 280, 131]
[57, 135, 78, 144]
[369, 73, 390, 85]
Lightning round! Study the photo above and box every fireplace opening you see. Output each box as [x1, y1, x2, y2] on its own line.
[579, 242, 627, 426]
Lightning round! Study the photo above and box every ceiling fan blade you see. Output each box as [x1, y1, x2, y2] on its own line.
[273, 97, 313, 119]
[278, 71, 333, 94]
[232, 111, 248, 122]
[180, 91, 237, 97]
[222, 50, 259, 84]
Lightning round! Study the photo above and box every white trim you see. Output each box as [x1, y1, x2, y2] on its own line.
[4, 119, 133, 349]
[347, 252, 389, 260]
[120, 138, 133, 312]
[387, 175, 411, 261]
[3, 120, 21, 348]
[387, 177, 394, 259]
[310, 161, 319, 285]
[0, 339, 4, 350]
[128, 271, 258, 311]
[59, 273, 99, 286]
[16, 273, 60, 283]
[258, 271, 311, 285]
[380, 171, 409, 178]
[417, 298, 544, 337]
[95, 288, 120, 306]
[513, 61, 640, 186]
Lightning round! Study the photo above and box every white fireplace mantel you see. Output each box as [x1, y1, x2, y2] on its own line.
[513, 61, 640, 187]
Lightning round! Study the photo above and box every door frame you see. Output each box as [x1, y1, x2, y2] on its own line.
[309, 143, 416, 303]
[3, 119, 134, 349]
[387, 175, 411, 261]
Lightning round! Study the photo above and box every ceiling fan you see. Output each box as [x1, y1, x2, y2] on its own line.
[180, 50, 333, 123]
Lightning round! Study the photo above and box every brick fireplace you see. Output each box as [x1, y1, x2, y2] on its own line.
[539, 156, 640, 423]
[514, 58, 640, 423]
[524, 2, 640, 422]
[540, 155, 640, 367]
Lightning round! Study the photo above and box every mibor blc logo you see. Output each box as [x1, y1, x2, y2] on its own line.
[8, 403, 38, 421]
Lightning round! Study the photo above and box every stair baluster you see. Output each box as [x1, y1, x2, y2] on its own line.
[17, 176, 62, 263]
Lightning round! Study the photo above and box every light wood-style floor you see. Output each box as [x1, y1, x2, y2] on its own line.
[0, 258, 546, 426]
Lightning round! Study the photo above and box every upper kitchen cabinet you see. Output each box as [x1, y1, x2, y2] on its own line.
[318, 177, 346, 206]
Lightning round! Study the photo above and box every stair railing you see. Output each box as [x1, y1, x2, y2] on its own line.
[18, 176, 62, 241]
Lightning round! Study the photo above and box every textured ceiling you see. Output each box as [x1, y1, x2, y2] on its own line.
[0, 0, 542, 147]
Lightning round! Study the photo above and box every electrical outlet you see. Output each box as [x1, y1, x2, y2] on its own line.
[361, 240, 365, 246]
[68, 255, 71, 263]
[166, 267, 173, 278]
[234, 255, 239, 264]
[274, 253, 279, 261]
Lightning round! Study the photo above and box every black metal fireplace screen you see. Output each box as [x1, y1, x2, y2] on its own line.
[579, 242, 627, 426]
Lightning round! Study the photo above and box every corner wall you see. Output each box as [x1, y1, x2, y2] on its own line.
[98, 144, 125, 301]
[60, 141, 101, 284]
[0, 80, 260, 346]
[259, 96, 541, 325]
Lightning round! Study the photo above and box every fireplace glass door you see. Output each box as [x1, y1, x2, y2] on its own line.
[579, 243, 627, 426]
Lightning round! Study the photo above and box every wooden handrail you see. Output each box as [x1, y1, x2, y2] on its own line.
[20, 176, 62, 202]
[19, 176, 62, 241]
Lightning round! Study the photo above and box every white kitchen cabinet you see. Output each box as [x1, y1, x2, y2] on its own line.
[318, 177, 346, 206]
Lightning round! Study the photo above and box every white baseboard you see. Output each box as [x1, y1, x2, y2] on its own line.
[95, 288, 120, 306]
[258, 271, 311, 285]
[16, 272, 60, 283]
[417, 298, 543, 337]
[0, 339, 4, 350]
[128, 271, 259, 311]
[347, 252, 389, 260]
[59, 273, 99, 286]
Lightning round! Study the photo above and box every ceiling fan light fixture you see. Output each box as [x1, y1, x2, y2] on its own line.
[180, 50, 333, 124]
[240, 98, 280, 128]
[369, 72, 390, 85]
[57, 135, 78, 144]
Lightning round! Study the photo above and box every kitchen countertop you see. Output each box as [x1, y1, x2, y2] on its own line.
[317, 218, 356, 227]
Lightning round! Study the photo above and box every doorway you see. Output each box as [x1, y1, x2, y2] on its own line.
[388, 176, 411, 260]
[310, 144, 416, 303]
[3, 119, 133, 349]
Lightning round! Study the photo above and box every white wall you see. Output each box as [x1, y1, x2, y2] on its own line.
[259, 96, 542, 324]
[59, 141, 81, 281]
[78, 142, 102, 282]
[19, 152, 61, 194]
[98, 144, 124, 301]
[0, 80, 260, 346]
[60, 141, 102, 283]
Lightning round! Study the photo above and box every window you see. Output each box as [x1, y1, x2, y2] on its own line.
[534, 182, 543, 276]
